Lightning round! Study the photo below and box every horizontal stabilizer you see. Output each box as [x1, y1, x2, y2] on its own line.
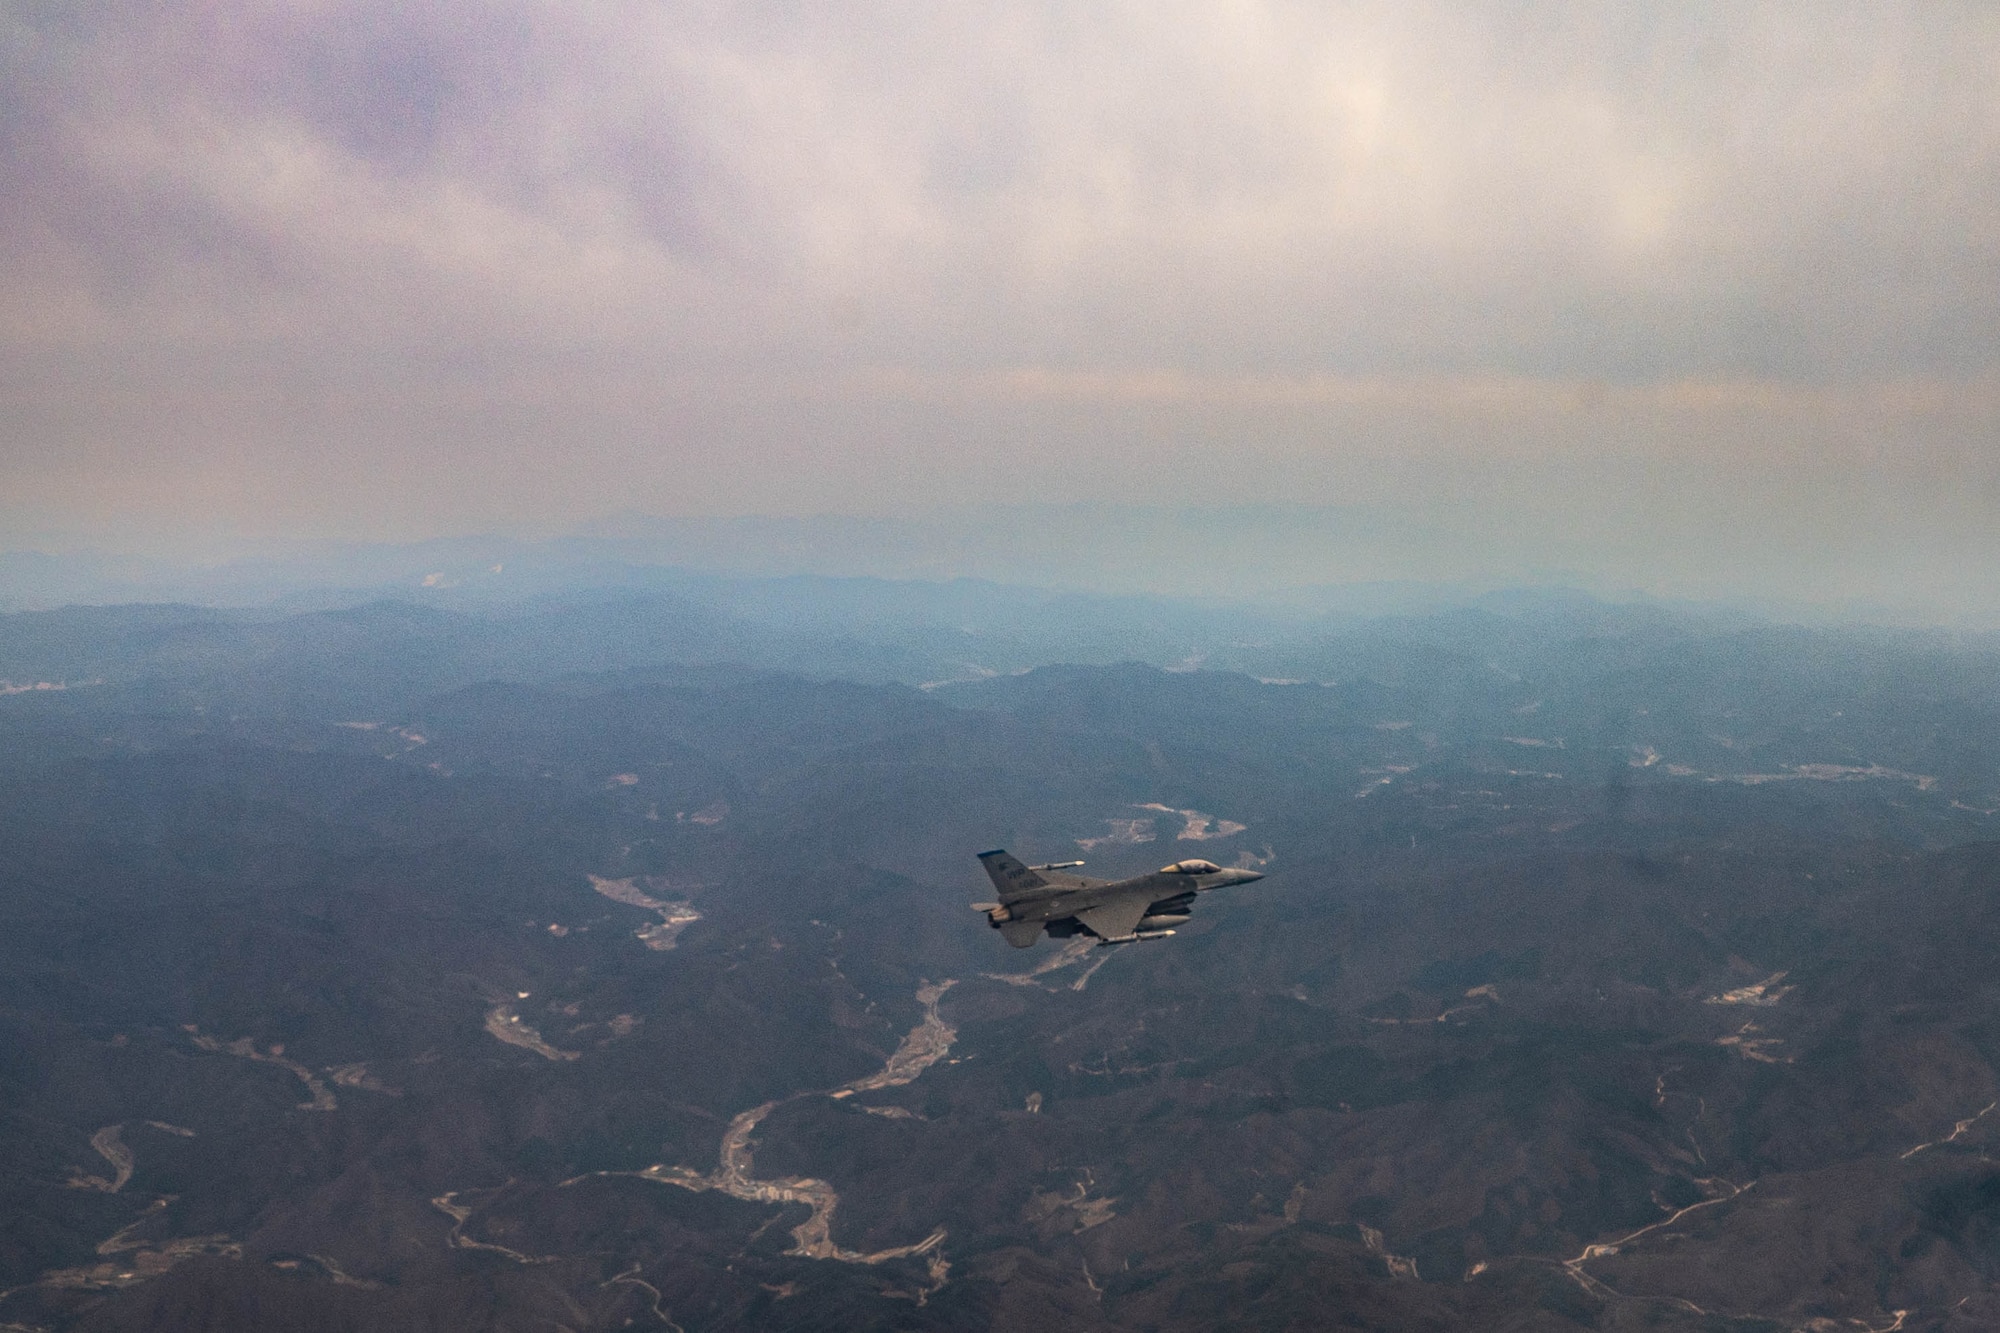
[999, 919, 1043, 948]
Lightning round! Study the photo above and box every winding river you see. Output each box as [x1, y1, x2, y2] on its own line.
[580, 980, 957, 1289]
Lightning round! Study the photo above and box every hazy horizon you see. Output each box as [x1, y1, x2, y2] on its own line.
[4, 504, 1994, 633]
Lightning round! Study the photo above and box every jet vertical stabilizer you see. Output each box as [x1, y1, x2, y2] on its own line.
[978, 849, 1049, 903]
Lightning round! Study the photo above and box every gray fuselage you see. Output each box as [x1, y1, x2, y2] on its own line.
[974, 850, 1265, 946]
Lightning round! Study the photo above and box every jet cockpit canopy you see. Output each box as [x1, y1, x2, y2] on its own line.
[1162, 859, 1223, 874]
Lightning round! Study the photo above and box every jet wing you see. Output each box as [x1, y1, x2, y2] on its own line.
[1075, 894, 1150, 941]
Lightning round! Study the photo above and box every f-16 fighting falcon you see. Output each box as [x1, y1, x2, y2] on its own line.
[971, 850, 1265, 947]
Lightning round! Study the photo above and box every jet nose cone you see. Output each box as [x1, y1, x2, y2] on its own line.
[1233, 870, 1265, 885]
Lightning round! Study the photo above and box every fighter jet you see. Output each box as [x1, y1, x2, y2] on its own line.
[971, 850, 1265, 947]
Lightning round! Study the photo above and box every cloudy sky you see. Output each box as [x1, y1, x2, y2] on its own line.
[3, 3, 1997, 609]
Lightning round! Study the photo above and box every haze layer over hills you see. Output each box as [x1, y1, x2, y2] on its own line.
[5, 576, 2000, 1330]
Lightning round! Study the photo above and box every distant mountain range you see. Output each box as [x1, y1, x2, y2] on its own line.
[8, 505, 1987, 627]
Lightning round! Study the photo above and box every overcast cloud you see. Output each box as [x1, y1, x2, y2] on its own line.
[3, 3, 1997, 609]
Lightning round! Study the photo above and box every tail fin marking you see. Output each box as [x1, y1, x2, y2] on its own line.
[978, 849, 1049, 904]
